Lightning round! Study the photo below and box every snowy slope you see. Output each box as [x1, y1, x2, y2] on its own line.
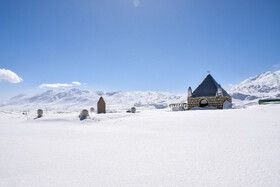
[0, 88, 187, 112]
[227, 70, 280, 107]
[228, 70, 280, 97]
[0, 105, 280, 186]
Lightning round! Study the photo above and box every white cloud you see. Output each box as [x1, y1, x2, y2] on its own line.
[273, 64, 280, 68]
[0, 68, 23, 83]
[39, 83, 72, 88]
[39, 81, 85, 88]
[72, 81, 81, 85]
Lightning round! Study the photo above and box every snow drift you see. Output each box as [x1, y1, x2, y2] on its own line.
[0, 104, 280, 186]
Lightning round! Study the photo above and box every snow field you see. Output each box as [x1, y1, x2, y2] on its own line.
[0, 105, 280, 186]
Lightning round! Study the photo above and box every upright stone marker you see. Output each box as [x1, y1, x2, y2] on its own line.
[131, 107, 136, 113]
[97, 97, 106, 114]
[37, 109, 43, 118]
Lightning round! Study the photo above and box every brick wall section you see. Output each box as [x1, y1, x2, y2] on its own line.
[187, 96, 232, 110]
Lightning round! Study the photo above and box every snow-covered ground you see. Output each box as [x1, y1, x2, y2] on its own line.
[1, 104, 280, 186]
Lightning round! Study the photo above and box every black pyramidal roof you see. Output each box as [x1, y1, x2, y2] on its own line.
[191, 74, 231, 97]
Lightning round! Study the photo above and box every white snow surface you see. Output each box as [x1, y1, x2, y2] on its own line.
[1, 104, 280, 186]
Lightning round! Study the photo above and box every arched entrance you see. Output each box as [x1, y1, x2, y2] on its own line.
[199, 99, 208, 107]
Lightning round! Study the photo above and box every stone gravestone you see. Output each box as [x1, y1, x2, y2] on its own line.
[90, 107, 95, 113]
[37, 109, 43, 118]
[131, 107, 136, 113]
[80, 109, 89, 120]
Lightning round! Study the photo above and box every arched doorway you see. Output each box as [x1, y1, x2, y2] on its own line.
[199, 99, 208, 107]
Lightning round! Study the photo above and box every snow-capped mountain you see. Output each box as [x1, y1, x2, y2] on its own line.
[227, 70, 280, 106]
[1, 70, 279, 112]
[228, 70, 280, 95]
[0, 88, 187, 112]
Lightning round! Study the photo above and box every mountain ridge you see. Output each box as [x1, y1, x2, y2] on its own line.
[1, 70, 279, 111]
[228, 70, 280, 95]
[0, 88, 187, 112]
[227, 70, 280, 107]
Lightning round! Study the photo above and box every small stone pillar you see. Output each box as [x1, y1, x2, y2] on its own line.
[37, 109, 43, 118]
[90, 107, 95, 113]
[97, 97, 106, 114]
[131, 107, 136, 113]
[188, 87, 192, 97]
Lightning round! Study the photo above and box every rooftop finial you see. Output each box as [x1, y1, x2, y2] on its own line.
[207, 70, 210, 74]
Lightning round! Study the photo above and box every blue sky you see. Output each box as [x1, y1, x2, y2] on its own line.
[0, 0, 280, 100]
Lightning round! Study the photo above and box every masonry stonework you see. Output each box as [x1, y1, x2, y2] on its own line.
[187, 96, 232, 110]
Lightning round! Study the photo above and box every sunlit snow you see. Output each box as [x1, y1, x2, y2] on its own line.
[0, 104, 280, 186]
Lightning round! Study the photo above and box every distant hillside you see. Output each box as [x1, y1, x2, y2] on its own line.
[0, 88, 187, 112]
[228, 70, 280, 94]
[227, 70, 280, 107]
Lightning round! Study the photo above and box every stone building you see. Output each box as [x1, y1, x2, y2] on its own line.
[187, 74, 232, 110]
[97, 97, 106, 114]
[169, 103, 187, 111]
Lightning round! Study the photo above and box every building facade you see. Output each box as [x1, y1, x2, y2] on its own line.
[187, 74, 232, 110]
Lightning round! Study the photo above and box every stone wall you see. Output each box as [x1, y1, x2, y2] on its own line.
[187, 96, 232, 110]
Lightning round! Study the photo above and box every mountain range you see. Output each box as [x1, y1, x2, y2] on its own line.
[0, 89, 187, 112]
[1, 70, 279, 111]
[228, 70, 280, 105]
